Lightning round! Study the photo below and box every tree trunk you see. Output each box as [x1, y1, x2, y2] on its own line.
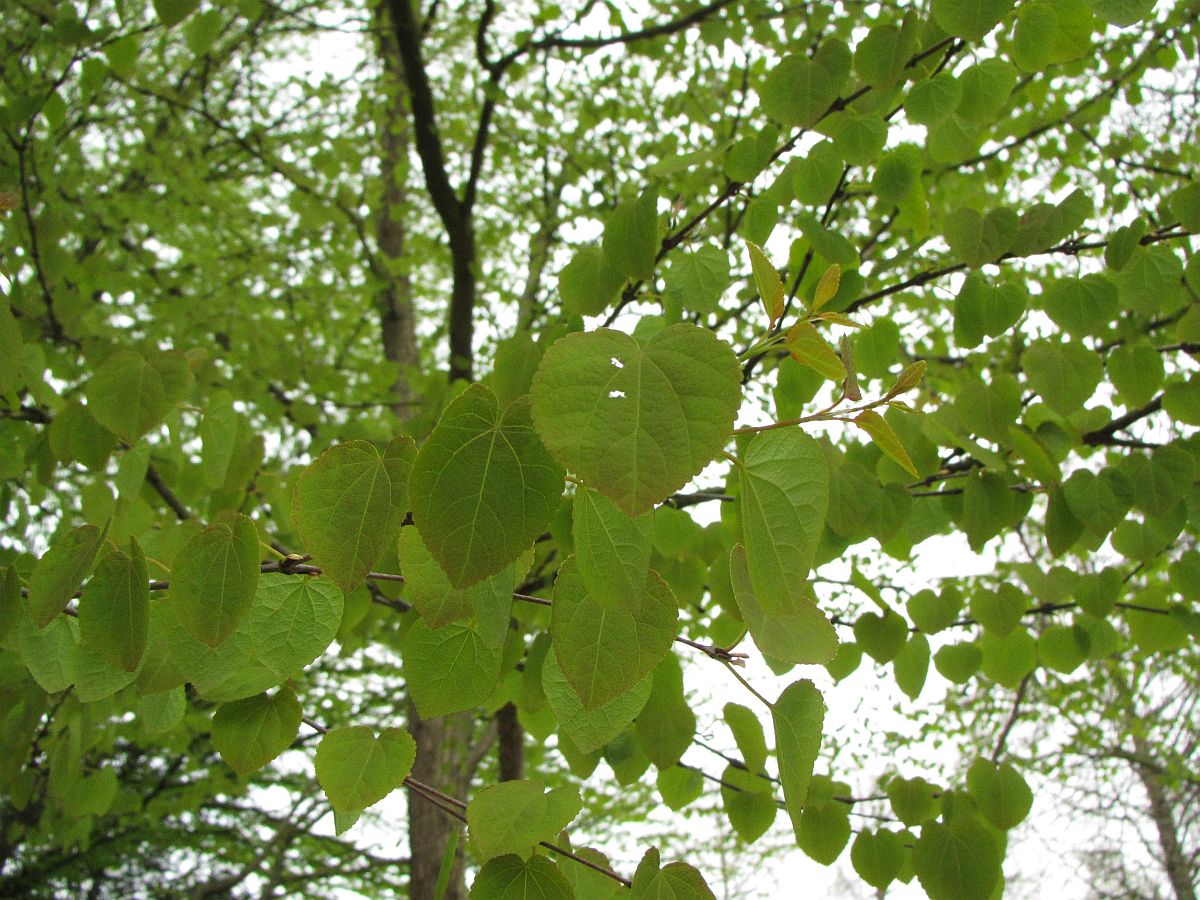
[1132, 732, 1197, 900]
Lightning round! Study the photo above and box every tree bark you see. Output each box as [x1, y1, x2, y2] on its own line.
[375, 3, 419, 419]
[405, 707, 478, 900]
[1132, 732, 1198, 900]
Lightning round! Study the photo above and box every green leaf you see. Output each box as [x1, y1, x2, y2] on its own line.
[853, 610, 907, 663]
[1107, 342, 1164, 408]
[399, 526, 520, 628]
[550, 557, 677, 710]
[735, 428, 829, 613]
[79, 538, 150, 672]
[634, 652, 696, 769]
[1022, 339, 1103, 415]
[1124, 446, 1196, 517]
[199, 389, 240, 488]
[629, 847, 716, 900]
[403, 582, 511, 718]
[851, 828, 904, 891]
[1062, 468, 1131, 535]
[979, 627, 1038, 688]
[931, 0, 1015, 41]
[153, 0, 199, 27]
[854, 23, 914, 90]
[1117, 246, 1183, 317]
[28, 523, 107, 627]
[572, 486, 654, 611]
[170, 513, 260, 648]
[798, 798, 852, 864]
[913, 815, 1002, 900]
[966, 758, 1033, 831]
[792, 141, 843, 205]
[293, 437, 414, 592]
[140, 574, 343, 702]
[542, 646, 651, 753]
[1090, 0, 1156, 27]
[86, 350, 171, 441]
[905, 73, 962, 125]
[724, 125, 779, 183]
[747, 241, 784, 324]
[721, 764, 777, 842]
[411, 385, 563, 588]
[954, 273, 1025, 347]
[211, 686, 302, 776]
[831, 113, 889, 167]
[184, 9, 223, 56]
[1163, 377, 1200, 425]
[0, 297, 23, 403]
[315, 725, 416, 814]
[530, 324, 741, 516]
[662, 246, 730, 315]
[772, 679, 825, 837]
[1042, 274, 1119, 337]
[470, 855, 574, 900]
[468, 780, 582, 862]
[602, 189, 658, 281]
[887, 775, 941, 827]
[559, 246, 627, 317]
[658, 765, 704, 811]
[758, 55, 836, 128]
[729, 544, 838, 665]
[1038, 623, 1089, 673]
[907, 588, 963, 635]
[724, 702, 768, 774]
[893, 632, 930, 699]
[934, 642, 982, 684]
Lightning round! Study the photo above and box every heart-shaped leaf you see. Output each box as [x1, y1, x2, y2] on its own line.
[293, 436, 415, 592]
[411, 385, 564, 588]
[530, 324, 741, 517]
[550, 556, 677, 710]
[315, 725, 416, 814]
[170, 513, 260, 648]
[730, 545, 838, 665]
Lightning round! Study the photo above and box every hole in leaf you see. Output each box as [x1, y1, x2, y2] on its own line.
[608, 390, 626, 399]
[610, 357, 624, 369]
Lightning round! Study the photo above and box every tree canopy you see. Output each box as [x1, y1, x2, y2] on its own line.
[1, 0, 1199, 897]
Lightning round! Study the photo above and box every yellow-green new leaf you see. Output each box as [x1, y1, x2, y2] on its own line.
[747, 241, 785, 325]
[853, 410, 918, 477]
[811, 263, 841, 314]
[786, 323, 846, 381]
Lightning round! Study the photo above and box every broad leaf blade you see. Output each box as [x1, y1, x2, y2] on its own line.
[411, 385, 563, 588]
[170, 513, 260, 647]
[293, 437, 415, 592]
[572, 486, 654, 610]
[79, 538, 150, 672]
[550, 557, 677, 710]
[530, 324, 741, 516]
[315, 725, 416, 814]
[29, 523, 108, 627]
[212, 686, 302, 776]
[772, 678, 826, 838]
